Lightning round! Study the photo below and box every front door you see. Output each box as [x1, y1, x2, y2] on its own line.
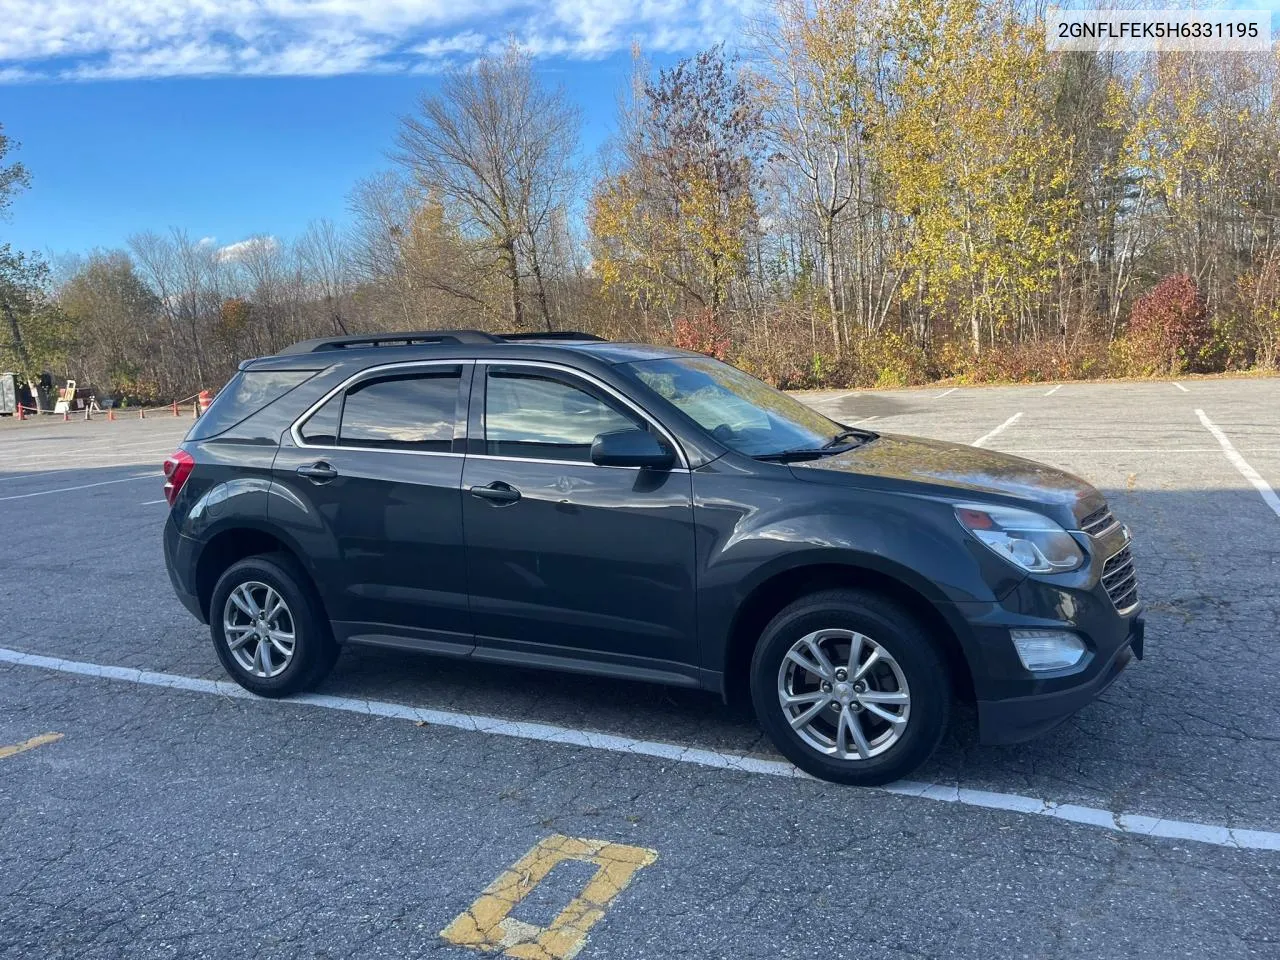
[270, 361, 473, 655]
[461, 363, 699, 683]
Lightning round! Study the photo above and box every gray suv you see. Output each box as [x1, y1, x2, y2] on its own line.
[163, 330, 1144, 785]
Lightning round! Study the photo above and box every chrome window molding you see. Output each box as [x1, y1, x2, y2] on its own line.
[465, 453, 690, 473]
[289, 359, 468, 457]
[288, 356, 691, 470]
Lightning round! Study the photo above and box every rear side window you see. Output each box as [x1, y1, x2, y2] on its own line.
[299, 395, 340, 445]
[188, 370, 316, 440]
[298, 367, 462, 452]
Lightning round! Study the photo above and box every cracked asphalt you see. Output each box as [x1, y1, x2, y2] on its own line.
[1, 376, 1278, 959]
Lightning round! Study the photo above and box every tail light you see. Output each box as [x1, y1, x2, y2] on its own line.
[163, 450, 195, 506]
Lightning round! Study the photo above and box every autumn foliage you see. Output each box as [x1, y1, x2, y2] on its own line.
[672, 310, 731, 361]
[1123, 275, 1211, 376]
[10, 7, 1280, 397]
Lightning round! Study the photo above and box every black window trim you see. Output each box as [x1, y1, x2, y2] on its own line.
[290, 360, 472, 457]
[471, 359, 689, 470]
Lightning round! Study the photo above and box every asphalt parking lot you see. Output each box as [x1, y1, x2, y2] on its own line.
[2, 377, 1279, 960]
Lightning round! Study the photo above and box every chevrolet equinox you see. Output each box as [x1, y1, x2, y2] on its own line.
[163, 330, 1145, 785]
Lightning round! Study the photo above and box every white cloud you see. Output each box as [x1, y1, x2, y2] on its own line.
[0, 65, 37, 83]
[0, 0, 763, 82]
[216, 236, 280, 262]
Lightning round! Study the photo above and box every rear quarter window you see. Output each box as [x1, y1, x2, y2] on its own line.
[187, 370, 317, 440]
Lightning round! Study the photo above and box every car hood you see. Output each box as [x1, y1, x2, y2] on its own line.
[789, 433, 1104, 521]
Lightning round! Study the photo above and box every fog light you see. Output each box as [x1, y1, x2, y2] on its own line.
[1011, 630, 1087, 672]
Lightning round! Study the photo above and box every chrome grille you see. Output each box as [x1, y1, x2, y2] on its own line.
[1101, 546, 1139, 611]
[1079, 506, 1119, 538]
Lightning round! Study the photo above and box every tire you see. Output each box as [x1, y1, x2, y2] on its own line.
[750, 588, 950, 786]
[209, 553, 338, 697]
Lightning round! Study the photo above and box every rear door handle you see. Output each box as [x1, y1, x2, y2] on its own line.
[469, 481, 521, 505]
[296, 461, 338, 483]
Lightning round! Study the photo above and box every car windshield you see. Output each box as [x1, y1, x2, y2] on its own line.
[623, 356, 847, 457]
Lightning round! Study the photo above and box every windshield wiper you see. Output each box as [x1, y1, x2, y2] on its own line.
[754, 429, 876, 463]
[752, 448, 831, 462]
[823, 428, 867, 449]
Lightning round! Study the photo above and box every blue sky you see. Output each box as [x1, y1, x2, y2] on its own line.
[0, 0, 760, 259]
[3, 0, 1277, 261]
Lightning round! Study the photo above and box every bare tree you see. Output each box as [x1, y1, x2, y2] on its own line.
[128, 228, 217, 389]
[229, 235, 298, 356]
[348, 169, 501, 328]
[395, 42, 580, 330]
[298, 219, 352, 335]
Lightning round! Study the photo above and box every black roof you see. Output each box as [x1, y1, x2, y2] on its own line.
[253, 330, 700, 369]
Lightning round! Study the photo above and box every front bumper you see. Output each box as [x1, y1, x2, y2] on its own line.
[977, 616, 1143, 744]
[941, 542, 1146, 746]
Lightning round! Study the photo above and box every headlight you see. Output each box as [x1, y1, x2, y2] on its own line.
[955, 503, 1085, 573]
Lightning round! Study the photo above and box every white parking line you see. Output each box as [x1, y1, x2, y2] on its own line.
[1044, 385, 1062, 396]
[0, 471, 60, 484]
[972, 413, 1023, 447]
[0, 473, 158, 502]
[2, 453, 174, 472]
[140, 499, 168, 505]
[934, 388, 957, 400]
[1174, 383, 1190, 393]
[1196, 409, 1280, 520]
[999, 448, 1280, 455]
[2, 438, 180, 464]
[0, 645, 1276, 852]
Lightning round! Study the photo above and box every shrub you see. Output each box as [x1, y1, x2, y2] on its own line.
[1124, 274, 1212, 375]
[1201, 312, 1255, 372]
[938, 337, 1115, 384]
[852, 330, 931, 387]
[1234, 259, 1280, 370]
[671, 309, 730, 360]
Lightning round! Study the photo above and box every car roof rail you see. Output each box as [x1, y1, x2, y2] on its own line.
[496, 331, 608, 342]
[276, 330, 502, 354]
[277, 329, 610, 356]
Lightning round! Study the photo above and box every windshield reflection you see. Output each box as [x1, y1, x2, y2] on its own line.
[623, 356, 841, 457]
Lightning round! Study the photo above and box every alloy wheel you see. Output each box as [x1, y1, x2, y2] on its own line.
[777, 628, 911, 761]
[222, 580, 296, 679]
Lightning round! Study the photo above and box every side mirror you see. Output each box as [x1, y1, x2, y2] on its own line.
[590, 428, 675, 469]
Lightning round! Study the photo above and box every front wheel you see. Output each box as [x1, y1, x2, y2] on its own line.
[750, 588, 950, 786]
[210, 554, 337, 697]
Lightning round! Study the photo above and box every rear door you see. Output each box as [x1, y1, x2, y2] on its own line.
[270, 361, 474, 655]
[461, 362, 699, 684]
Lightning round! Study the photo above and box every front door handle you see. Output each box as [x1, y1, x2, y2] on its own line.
[296, 461, 338, 483]
[469, 481, 521, 505]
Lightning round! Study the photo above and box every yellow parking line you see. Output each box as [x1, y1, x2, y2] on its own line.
[0, 732, 63, 760]
[441, 834, 658, 960]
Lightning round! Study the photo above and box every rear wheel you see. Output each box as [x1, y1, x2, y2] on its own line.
[750, 588, 950, 785]
[210, 554, 337, 697]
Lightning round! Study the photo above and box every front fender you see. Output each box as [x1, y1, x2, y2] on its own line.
[691, 468, 1023, 673]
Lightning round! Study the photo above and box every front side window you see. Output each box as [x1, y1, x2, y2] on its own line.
[622, 356, 843, 458]
[299, 368, 461, 451]
[484, 368, 641, 462]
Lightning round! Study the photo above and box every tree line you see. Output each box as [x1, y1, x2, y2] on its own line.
[4, 0, 1280, 401]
